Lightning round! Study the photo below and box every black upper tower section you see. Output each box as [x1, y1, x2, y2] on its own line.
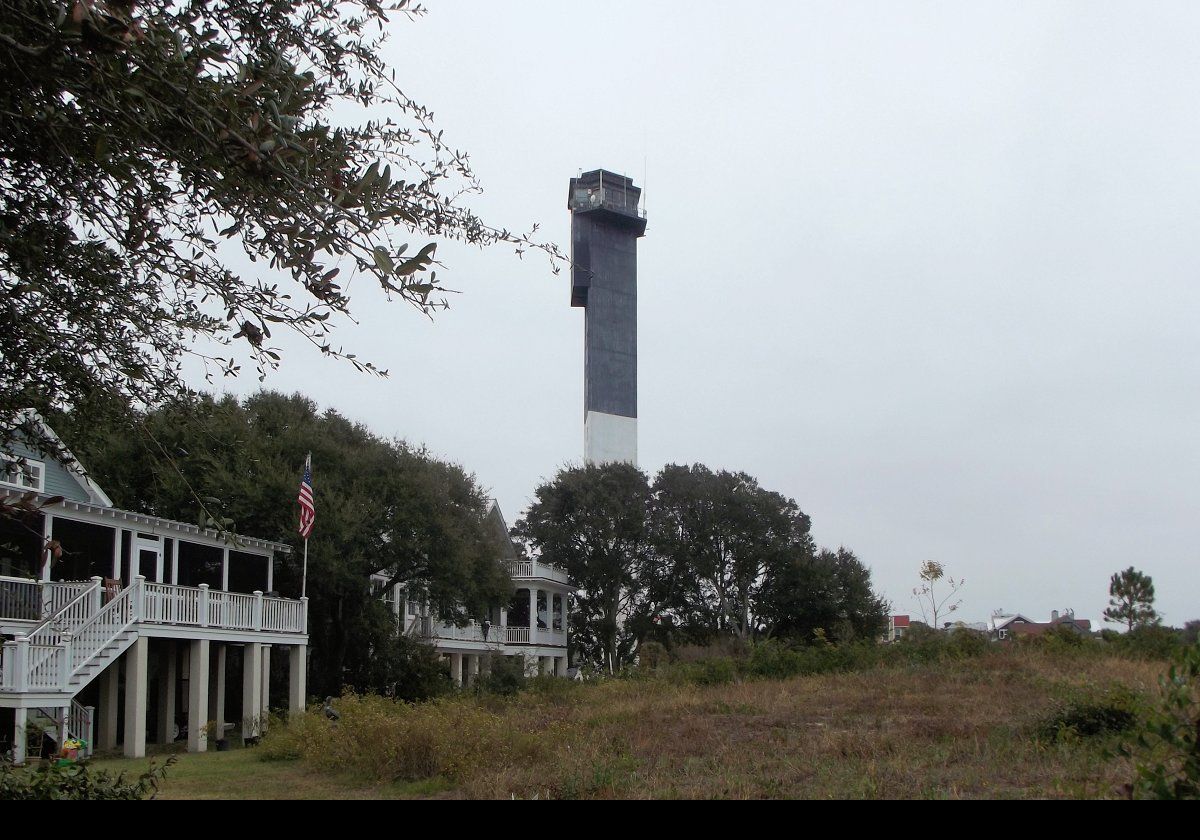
[568, 170, 647, 421]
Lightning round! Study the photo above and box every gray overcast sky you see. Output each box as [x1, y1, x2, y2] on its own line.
[196, 1, 1199, 627]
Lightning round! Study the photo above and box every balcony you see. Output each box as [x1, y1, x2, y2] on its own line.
[507, 560, 571, 587]
[568, 187, 647, 221]
[415, 619, 566, 649]
[0, 576, 307, 635]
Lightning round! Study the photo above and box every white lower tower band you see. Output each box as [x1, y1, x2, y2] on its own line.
[584, 411, 637, 466]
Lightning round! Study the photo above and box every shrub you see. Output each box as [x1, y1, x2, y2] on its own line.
[671, 657, 738, 687]
[1121, 643, 1200, 799]
[1119, 625, 1183, 661]
[259, 692, 556, 783]
[946, 628, 990, 658]
[0, 755, 176, 800]
[1036, 686, 1140, 741]
[367, 634, 453, 703]
[636, 641, 669, 671]
[474, 654, 527, 697]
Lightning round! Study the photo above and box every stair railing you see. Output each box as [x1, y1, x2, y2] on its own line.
[65, 577, 140, 683]
[21, 577, 102, 689]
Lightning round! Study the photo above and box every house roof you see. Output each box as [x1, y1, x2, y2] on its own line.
[892, 615, 910, 628]
[3, 410, 290, 555]
[0, 487, 293, 554]
[990, 613, 1038, 631]
[11, 409, 113, 507]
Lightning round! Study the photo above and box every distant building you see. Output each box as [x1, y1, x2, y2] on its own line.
[989, 609, 1092, 641]
[944, 620, 990, 633]
[881, 614, 910, 643]
[373, 503, 573, 684]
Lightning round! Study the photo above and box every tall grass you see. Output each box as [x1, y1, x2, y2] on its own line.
[257, 640, 1173, 798]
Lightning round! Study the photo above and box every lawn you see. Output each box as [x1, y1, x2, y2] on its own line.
[89, 748, 451, 800]
[88, 650, 1163, 799]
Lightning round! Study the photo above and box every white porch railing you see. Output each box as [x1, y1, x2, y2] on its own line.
[0, 575, 41, 621]
[430, 621, 502, 644]
[502, 626, 566, 647]
[27, 578, 101, 658]
[1, 578, 100, 624]
[43, 581, 93, 618]
[262, 597, 305, 633]
[143, 583, 201, 625]
[507, 560, 571, 585]
[1, 577, 308, 695]
[142, 583, 306, 634]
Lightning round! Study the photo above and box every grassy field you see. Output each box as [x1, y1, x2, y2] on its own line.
[89, 650, 1165, 799]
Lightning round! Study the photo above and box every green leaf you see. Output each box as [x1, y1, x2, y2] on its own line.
[372, 247, 394, 273]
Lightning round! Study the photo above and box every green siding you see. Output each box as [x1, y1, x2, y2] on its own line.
[5, 438, 94, 503]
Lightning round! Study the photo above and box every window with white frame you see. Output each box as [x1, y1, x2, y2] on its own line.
[0, 455, 45, 493]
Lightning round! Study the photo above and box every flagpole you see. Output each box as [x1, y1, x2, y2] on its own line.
[302, 537, 308, 599]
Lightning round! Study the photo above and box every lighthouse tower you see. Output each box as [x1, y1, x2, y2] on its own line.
[568, 169, 647, 465]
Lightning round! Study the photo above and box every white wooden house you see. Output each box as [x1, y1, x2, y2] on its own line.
[376, 504, 574, 685]
[0, 412, 307, 764]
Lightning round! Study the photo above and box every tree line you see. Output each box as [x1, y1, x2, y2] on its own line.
[48, 391, 889, 689]
[53, 391, 511, 698]
[512, 462, 888, 671]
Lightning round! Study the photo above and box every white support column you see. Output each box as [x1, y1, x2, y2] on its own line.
[89, 576, 103, 615]
[123, 635, 149, 758]
[131, 575, 146, 622]
[100, 662, 119, 751]
[242, 643, 263, 741]
[221, 547, 230, 592]
[83, 706, 95, 758]
[56, 706, 69, 752]
[171, 539, 180, 585]
[157, 642, 177, 744]
[41, 513, 53, 581]
[187, 639, 210, 753]
[13, 707, 27, 766]
[260, 645, 271, 731]
[209, 644, 226, 738]
[450, 652, 463, 687]
[466, 654, 479, 688]
[288, 644, 307, 718]
[556, 656, 568, 677]
[111, 527, 122, 580]
[529, 588, 537, 633]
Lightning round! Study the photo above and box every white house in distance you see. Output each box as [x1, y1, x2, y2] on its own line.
[376, 505, 574, 684]
[0, 411, 307, 765]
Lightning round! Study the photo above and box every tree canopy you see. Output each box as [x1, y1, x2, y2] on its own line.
[513, 461, 888, 669]
[55, 390, 511, 696]
[511, 462, 653, 671]
[1, 0, 557, 455]
[1104, 566, 1159, 631]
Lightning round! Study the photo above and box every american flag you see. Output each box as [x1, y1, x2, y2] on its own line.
[297, 453, 315, 539]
